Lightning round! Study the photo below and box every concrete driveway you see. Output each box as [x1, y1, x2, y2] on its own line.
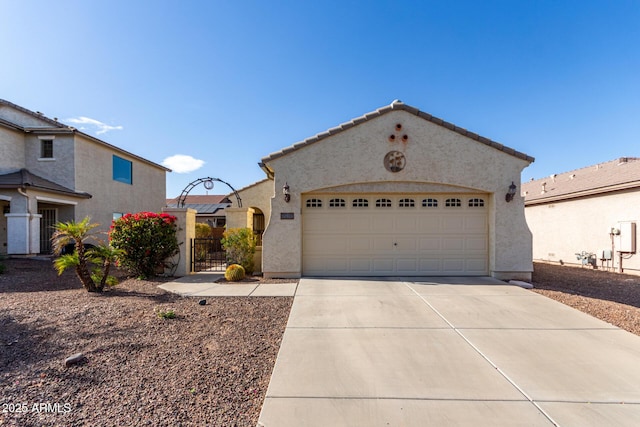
[257, 277, 640, 427]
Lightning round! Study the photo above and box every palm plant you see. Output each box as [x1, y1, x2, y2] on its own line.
[51, 217, 102, 292]
[87, 245, 124, 289]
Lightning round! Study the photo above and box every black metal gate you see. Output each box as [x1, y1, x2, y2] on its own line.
[191, 238, 226, 272]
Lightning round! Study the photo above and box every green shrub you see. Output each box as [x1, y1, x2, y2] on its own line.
[156, 308, 176, 319]
[51, 217, 119, 293]
[221, 227, 256, 275]
[224, 264, 246, 281]
[109, 212, 180, 279]
[195, 222, 212, 238]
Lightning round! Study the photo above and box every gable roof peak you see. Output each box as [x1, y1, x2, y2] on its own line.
[261, 101, 534, 165]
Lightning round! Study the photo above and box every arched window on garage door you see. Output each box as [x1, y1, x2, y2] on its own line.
[329, 198, 346, 208]
[468, 198, 485, 207]
[422, 198, 438, 207]
[445, 198, 461, 207]
[306, 198, 323, 208]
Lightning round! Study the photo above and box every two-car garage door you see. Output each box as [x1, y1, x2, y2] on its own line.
[302, 194, 488, 276]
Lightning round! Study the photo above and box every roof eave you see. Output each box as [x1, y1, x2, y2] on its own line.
[260, 100, 535, 165]
[525, 181, 640, 206]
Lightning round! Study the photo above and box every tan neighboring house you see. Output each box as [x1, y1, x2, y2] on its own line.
[0, 99, 169, 255]
[228, 101, 535, 280]
[523, 157, 640, 274]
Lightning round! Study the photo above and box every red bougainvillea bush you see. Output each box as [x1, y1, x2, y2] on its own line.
[109, 212, 180, 278]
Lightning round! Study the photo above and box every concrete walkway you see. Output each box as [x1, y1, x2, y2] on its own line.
[158, 272, 298, 297]
[257, 277, 640, 427]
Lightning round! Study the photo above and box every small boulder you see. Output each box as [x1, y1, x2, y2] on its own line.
[198, 299, 207, 306]
[64, 353, 86, 367]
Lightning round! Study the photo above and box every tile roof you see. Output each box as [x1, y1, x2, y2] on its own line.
[0, 99, 69, 129]
[522, 157, 640, 205]
[165, 195, 231, 214]
[0, 99, 170, 172]
[260, 100, 534, 165]
[0, 168, 92, 198]
[166, 195, 230, 205]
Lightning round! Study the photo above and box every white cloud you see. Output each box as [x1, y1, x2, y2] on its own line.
[162, 154, 205, 173]
[65, 116, 124, 135]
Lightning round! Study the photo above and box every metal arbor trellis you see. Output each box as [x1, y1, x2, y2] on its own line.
[177, 177, 242, 208]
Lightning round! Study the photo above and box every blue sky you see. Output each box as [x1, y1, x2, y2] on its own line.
[2, 0, 638, 198]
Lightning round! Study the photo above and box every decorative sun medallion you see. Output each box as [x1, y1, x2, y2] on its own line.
[384, 151, 406, 172]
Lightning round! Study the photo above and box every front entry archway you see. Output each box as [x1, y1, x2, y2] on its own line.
[177, 177, 242, 208]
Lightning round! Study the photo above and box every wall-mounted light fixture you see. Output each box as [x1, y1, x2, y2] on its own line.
[505, 181, 517, 202]
[283, 182, 291, 203]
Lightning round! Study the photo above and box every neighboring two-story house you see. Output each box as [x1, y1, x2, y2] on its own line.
[0, 99, 170, 255]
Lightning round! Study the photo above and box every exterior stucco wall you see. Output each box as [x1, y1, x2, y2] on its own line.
[73, 135, 167, 233]
[24, 133, 76, 189]
[525, 189, 640, 274]
[0, 126, 25, 174]
[261, 110, 532, 279]
[232, 179, 273, 227]
[0, 105, 54, 128]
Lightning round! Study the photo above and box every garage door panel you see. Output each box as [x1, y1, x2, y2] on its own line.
[395, 237, 417, 251]
[373, 237, 395, 251]
[442, 216, 465, 232]
[395, 216, 418, 232]
[466, 258, 488, 273]
[373, 259, 394, 273]
[304, 236, 346, 254]
[466, 237, 488, 251]
[396, 258, 417, 272]
[465, 215, 487, 232]
[419, 258, 442, 271]
[303, 193, 488, 276]
[442, 237, 464, 251]
[418, 216, 441, 232]
[442, 259, 466, 273]
[419, 237, 441, 251]
[348, 216, 372, 232]
[350, 258, 372, 272]
[350, 236, 373, 252]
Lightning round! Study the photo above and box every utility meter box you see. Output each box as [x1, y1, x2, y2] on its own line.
[614, 222, 637, 253]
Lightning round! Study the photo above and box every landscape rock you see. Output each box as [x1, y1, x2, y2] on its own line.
[65, 353, 86, 367]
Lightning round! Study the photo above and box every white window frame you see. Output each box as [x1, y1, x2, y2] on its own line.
[38, 135, 55, 161]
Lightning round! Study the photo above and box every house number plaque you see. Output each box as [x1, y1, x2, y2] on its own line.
[280, 212, 295, 220]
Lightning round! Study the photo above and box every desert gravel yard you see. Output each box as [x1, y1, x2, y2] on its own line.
[2, 258, 640, 426]
[0, 258, 292, 427]
[532, 262, 640, 336]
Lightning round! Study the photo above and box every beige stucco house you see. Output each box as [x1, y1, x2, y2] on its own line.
[523, 157, 640, 275]
[228, 101, 535, 280]
[0, 99, 169, 255]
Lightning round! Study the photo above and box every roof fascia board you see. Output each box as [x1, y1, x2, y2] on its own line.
[72, 130, 171, 172]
